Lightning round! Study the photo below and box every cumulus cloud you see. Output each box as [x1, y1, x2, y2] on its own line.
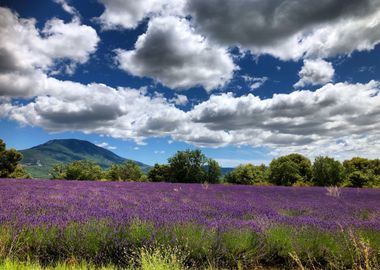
[294, 59, 335, 88]
[242, 75, 268, 90]
[1, 79, 380, 159]
[188, 80, 380, 158]
[0, 7, 99, 76]
[97, 0, 185, 29]
[115, 16, 236, 91]
[53, 0, 79, 17]
[186, 0, 380, 60]
[169, 94, 188, 106]
[96, 142, 117, 150]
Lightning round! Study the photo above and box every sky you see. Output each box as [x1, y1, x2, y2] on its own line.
[0, 0, 380, 167]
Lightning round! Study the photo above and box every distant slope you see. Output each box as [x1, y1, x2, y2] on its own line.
[20, 139, 151, 179]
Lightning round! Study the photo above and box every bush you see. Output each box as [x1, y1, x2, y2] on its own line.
[224, 164, 268, 185]
[0, 139, 29, 178]
[50, 160, 103, 180]
[168, 149, 221, 183]
[148, 164, 171, 182]
[347, 171, 369, 188]
[106, 161, 145, 181]
[268, 154, 312, 186]
[312, 156, 344, 186]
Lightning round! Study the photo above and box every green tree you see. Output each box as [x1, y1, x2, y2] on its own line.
[168, 149, 208, 183]
[286, 153, 312, 182]
[9, 164, 31, 178]
[49, 164, 67, 180]
[0, 139, 29, 178]
[343, 157, 371, 175]
[204, 158, 221, 183]
[148, 164, 171, 182]
[268, 157, 303, 186]
[65, 160, 103, 180]
[268, 154, 311, 186]
[343, 157, 379, 187]
[225, 164, 268, 185]
[347, 171, 369, 188]
[106, 161, 145, 181]
[312, 156, 344, 186]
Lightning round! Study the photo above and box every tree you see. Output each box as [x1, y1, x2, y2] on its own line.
[204, 158, 221, 183]
[0, 139, 29, 178]
[343, 157, 371, 175]
[343, 157, 379, 187]
[148, 164, 171, 182]
[268, 154, 311, 186]
[268, 157, 303, 186]
[286, 153, 312, 182]
[168, 149, 209, 183]
[49, 164, 67, 180]
[64, 160, 103, 180]
[225, 164, 268, 185]
[312, 156, 344, 186]
[106, 161, 145, 181]
[9, 164, 31, 178]
[347, 171, 369, 188]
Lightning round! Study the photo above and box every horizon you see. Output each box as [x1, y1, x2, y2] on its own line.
[1, 1, 380, 168]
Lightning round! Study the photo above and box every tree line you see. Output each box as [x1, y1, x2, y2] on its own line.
[1, 139, 379, 187]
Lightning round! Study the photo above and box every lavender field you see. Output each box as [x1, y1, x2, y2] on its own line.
[0, 179, 380, 269]
[1, 179, 380, 231]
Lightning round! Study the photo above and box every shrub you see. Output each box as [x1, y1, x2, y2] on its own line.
[168, 149, 221, 183]
[224, 164, 268, 185]
[268, 155, 311, 186]
[347, 171, 370, 188]
[0, 139, 28, 178]
[106, 161, 145, 181]
[312, 156, 344, 186]
[147, 164, 171, 182]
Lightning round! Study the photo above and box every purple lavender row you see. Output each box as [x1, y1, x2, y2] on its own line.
[0, 179, 379, 231]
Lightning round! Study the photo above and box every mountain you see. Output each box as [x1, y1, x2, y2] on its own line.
[19, 139, 151, 179]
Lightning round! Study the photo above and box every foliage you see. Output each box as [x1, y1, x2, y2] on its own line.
[204, 158, 222, 183]
[50, 160, 103, 180]
[0, 139, 29, 178]
[147, 164, 171, 182]
[168, 149, 221, 183]
[312, 156, 345, 186]
[224, 164, 268, 185]
[106, 161, 146, 181]
[347, 171, 370, 188]
[9, 164, 31, 178]
[344, 157, 380, 187]
[268, 154, 312, 186]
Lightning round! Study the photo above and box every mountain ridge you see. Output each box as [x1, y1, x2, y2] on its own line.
[20, 139, 151, 179]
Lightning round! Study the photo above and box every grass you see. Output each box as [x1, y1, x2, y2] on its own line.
[0, 221, 379, 269]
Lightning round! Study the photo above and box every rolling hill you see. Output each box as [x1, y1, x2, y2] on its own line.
[20, 139, 151, 179]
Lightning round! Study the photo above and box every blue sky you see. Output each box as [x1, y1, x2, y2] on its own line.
[0, 0, 380, 167]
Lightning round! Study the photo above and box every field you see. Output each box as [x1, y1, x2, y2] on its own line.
[0, 179, 379, 269]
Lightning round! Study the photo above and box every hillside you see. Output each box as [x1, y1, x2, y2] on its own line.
[20, 139, 151, 179]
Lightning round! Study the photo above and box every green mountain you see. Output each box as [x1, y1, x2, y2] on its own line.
[19, 139, 151, 179]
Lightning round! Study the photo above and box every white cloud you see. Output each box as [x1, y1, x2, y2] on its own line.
[97, 0, 185, 29]
[215, 158, 270, 167]
[187, 0, 380, 60]
[0, 7, 99, 77]
[2, 78, 380, 160]
[294, 59, 335, 88]
[169, 94, 188, 106]
[242, 75, 268, 90]
[115, 16, 236, 91]
[96, 142, 117, 150]
[53, 0, 79, 17]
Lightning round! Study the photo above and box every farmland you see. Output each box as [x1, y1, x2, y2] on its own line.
[0, 179, 379, 269]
